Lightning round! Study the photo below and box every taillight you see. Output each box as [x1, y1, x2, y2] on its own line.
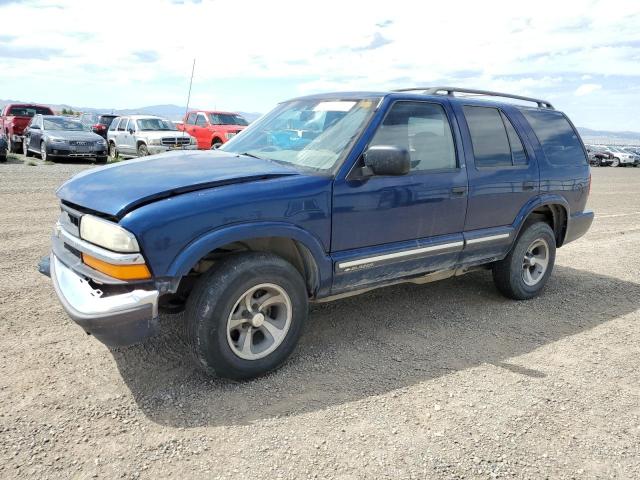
[93, 123, 106, 131]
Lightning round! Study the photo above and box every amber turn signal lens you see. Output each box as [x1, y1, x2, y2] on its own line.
[82, 254, 151, 281]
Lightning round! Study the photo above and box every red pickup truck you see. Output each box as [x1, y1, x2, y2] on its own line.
[177, 110, 248, 149]
[1, 103, 54, 152]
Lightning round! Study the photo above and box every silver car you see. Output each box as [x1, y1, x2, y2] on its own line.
[107, 115, 196, 159]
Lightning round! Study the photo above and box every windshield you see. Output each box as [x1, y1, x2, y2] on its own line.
[220, 98, 379, 171]
[209, 113, 249, 126]
[136, 118, 177, 131]
[9, 106, 52, 117]
[43, 117, 84, 131]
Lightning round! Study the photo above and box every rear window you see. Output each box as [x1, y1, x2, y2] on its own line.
[8, 106, 52, 117]
[99, 115, 117, 126]
[520, 110, 587, 166]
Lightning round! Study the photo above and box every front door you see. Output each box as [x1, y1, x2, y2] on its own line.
[331, 99, 469, 293]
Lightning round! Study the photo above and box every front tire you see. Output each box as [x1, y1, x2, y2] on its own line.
[611, 157, 620, 167]
[185, 252, 308, 379]
[492, 221, 556, 300]
[137, 143, 149, 157]
[23, 139, 34, 157]
[40, 141, 48, 161]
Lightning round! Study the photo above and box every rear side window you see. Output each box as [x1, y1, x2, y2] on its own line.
[520, 110, 587, 166]
[463, 106, 512, 167]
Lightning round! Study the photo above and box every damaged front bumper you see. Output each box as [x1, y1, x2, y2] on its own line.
[40, 253, 159, 346]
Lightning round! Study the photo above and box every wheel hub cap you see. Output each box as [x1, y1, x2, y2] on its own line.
[226, 283, 292, 360]
[522, 238, 549, 286]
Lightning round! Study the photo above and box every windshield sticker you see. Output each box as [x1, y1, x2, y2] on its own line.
[313, 101, 356, 112]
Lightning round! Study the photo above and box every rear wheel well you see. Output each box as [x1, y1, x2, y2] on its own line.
[525, 204, 567, 247]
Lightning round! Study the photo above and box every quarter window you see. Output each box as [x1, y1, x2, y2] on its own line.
[370, 101, 456, 171]
[520, 109, 587, 166]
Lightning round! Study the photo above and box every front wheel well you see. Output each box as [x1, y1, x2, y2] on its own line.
[184, 237, 319, 299]
[524, 204, 567, 247]
[211, 137, 223, 146]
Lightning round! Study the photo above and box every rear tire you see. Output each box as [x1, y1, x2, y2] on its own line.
[185, 252, 308, 379]
[8, 136, 20, 154]
[492, 221, 556, 300]
[108, 142, 118, 161]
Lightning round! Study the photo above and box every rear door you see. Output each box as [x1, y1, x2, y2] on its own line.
[452, 103, 539, 262]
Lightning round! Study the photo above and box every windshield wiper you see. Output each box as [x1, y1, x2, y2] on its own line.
[239, 152, 263, 160]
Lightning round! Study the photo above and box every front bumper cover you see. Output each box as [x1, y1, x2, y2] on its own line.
[44, 253, 159, 346]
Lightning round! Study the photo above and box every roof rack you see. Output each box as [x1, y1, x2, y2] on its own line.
[393, 86, 555, 110]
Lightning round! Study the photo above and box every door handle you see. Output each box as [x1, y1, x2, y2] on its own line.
[451, 186, 467, 195]
[522, 181, 536, 191]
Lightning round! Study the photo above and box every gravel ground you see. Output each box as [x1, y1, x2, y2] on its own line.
[1, 153, 639, 479]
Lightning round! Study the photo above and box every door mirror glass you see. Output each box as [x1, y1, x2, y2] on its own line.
[30, 125, 40, 130]
[363, 145, 410, 176]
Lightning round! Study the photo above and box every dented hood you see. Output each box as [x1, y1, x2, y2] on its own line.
[56, 150, 299, 218]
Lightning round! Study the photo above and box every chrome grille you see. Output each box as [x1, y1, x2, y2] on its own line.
[59, 204, 82, 237]
[161, 137, 190, 146]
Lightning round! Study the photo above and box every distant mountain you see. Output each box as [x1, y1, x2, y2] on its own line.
[0, 99, 262, 122]
[577, 127, 640, 142]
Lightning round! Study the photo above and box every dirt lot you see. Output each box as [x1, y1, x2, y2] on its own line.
[0, 153, 639, 479]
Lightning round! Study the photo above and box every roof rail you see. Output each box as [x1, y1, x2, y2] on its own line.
[393, 86, 555, 109]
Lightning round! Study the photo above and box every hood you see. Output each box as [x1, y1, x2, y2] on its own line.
[45, 130, 104, 141]
[136, 130, 191, 139]
[57, 150, 300, 218]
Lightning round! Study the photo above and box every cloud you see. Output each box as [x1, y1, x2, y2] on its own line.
[351, 32, 392, 52]
[0, 44, 62, 59]
[132, 50, 159, 63]
[575, 83, 603, 96]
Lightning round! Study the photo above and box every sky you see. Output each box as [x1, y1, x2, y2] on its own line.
[0, 0, 639, 131]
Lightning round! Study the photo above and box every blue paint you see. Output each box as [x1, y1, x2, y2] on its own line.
[55, 90, 593, 298]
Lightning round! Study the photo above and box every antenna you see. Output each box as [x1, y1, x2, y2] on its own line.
[183, 58, 196, 120]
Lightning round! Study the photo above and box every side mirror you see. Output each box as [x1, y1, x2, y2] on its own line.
[363, 145, 410, 176]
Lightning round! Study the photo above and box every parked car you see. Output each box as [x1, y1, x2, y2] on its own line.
[39, 87, 593, 380]
[605, 146, 638, 167]
[0, 132, 7, 162]
[1, 103, 54, 153]
[79, 113, 118, 139]
[107, 115, 196, 159]
[586, 145, 613, 166]
[23, 115, 107, 163]
[177, 110, 248, 149]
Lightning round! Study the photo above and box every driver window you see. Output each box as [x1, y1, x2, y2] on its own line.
[117, 118, 128, 131]
[370, 101, 456, 171]
[186, 113, 196, 125]
[196, 114, 207, 127]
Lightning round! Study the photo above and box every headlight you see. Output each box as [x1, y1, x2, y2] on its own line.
[149, 138, 162, 145]
[96, 138, 106, 145]
[80, 215, 140, 252]
[50, 138, 67, 144]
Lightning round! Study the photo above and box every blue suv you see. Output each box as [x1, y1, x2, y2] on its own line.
[40, 87, 593, 379]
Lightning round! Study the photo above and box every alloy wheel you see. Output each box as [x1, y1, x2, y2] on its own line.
[226, 283, 292, 360]
[522, 238, 549, 286]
